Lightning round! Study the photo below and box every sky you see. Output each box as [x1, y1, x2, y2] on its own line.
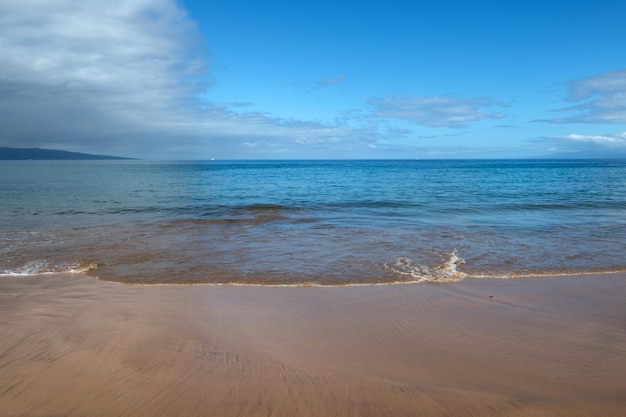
[1, 0, 626, 159]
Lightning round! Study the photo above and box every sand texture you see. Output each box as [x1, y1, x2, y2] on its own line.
[1, 274, 625, 416]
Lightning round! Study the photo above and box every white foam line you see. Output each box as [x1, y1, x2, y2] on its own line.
[3, 269, 625, 287]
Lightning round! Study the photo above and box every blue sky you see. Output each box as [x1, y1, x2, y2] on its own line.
[1, 0, 625, 159]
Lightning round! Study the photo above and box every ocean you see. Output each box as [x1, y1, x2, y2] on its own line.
[1, 159, 625, 285]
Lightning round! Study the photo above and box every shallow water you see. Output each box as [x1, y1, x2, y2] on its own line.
[1, 159, 625, 284]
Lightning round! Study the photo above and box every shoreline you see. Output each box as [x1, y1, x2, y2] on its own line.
[4, 266, 626, 286]
[1, 272, 625, 416]
[91, 267, 626, 287]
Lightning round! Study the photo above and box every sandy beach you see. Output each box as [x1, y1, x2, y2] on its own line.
[1, 273, 625, 416]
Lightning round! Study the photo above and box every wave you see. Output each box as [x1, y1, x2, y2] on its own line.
[50, 201, 424, 217]
[0, 260, 97, 276]
[479, 201, 626, 212]
[383, 251, 467, 283]
[44, 199, 625, 227]
[3, 250, 625, 286]
[2, 259, 624, 286]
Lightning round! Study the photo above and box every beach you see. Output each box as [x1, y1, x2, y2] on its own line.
[1, 273, 625, 416]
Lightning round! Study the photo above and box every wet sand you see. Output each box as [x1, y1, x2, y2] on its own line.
[1, 274, 625, 416]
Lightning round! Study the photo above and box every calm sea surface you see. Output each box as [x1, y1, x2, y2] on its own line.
[1, 159, 625, 285]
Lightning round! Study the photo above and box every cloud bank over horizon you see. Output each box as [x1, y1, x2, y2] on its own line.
[1, 0, 625, 159]
[0, 0, 211, 155]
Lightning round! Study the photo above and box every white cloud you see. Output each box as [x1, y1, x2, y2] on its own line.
[559, 132, 626, 146]
[0, 0, 391, 158]
[0, 1, 525, 159]
[316, 74, 346, 87]
[0, 0, 209, 151]
[546, 68, 626, 124]
[368, 96, 505, 128]
[531, 131, 626, 158]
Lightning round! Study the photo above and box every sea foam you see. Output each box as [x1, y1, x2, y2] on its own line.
[0, 260, 97, 276]
[384, 250, 467, 283]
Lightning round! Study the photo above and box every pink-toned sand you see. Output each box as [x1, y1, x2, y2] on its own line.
[1, 273, 625, 416]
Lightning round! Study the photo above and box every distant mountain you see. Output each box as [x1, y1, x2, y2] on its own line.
[0, 147, 134, 160]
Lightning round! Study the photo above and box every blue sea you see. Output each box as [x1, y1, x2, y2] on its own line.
[1, 159, 625, 285]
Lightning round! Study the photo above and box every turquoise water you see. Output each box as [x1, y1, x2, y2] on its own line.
[1, 159, 625, 284]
